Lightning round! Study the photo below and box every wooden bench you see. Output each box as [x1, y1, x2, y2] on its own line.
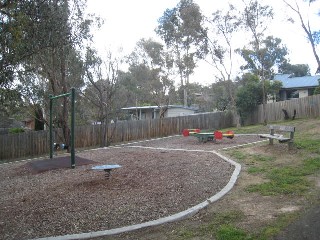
[259, 125, 295, 150]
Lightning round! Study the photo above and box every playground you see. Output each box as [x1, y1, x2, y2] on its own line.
[0, 133, 262, 240]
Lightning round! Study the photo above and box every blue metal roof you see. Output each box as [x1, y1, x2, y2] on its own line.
[273, 74, 320, 89]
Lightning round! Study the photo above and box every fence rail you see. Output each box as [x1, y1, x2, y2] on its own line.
[1, 95, 319, 161]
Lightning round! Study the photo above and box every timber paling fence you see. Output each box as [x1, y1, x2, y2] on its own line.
[0, 111, 234, 161]
[1, 94, 320, 161]
[246, 94, 320, 125]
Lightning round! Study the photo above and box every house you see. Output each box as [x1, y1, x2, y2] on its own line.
[273, 74, 320, 101]
[121, 105, 199, 120]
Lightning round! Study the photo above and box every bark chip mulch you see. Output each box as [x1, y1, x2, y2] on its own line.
[0, 135, 261, 240]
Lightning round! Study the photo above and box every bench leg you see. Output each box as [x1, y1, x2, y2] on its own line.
[269, 138, 274, 145]
[288, 141, 293, 150]
[269, 129, 274, 145]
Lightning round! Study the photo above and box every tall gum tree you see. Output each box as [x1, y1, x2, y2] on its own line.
[127, 38, 175, 117]
[156, 0, 208, 106]
[1, 0, 95, 150]
[207, 4, 242, 126]
[240, 0, 274, 124]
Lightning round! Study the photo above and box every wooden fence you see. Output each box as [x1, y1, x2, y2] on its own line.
[0, 111, 234, 161]
[246, 94, 320, 124]
[1, 95, 319, 161]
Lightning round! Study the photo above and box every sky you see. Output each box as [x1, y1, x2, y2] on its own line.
[85, 0, 320, 85]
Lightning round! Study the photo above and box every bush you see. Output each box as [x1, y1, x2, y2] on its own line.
[9, 128, 25, 134]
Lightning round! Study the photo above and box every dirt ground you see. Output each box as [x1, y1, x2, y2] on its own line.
[0, 134, 263, 240]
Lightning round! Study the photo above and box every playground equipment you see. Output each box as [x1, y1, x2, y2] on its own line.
[182, 128, 201, 137]
[91, 164, 122, 179]
[49, 88, 76, 168]
[182, 129, 234, 143]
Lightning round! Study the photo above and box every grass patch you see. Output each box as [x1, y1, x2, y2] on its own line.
[252, 155, 275, 162]
[216, 225, 253, 240]
[295, 138, 320, 153]
[246, 163, 317, 196]
[228, 150, 248, 161]
[257, 212, 300, 239]
[301, 157, 320, 174]
[247, 166, 267, 174]
[176, 211, 245, 239]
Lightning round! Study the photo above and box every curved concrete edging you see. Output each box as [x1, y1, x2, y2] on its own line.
[32, 148, 241, 240]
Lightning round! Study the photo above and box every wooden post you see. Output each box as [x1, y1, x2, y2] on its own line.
[269, 128, 274, 145]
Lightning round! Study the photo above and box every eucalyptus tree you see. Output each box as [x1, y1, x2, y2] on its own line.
[206, 4, 242, 125]
[279, 63, 311, 76]
[126, 38, 175, 117]
[1, 0, 95, 149]
[156, 0, 208, 106]
[240, 0, 275, 124]
[83, 48, 122, 147]
[237, 36, 289, 79]
[283, 0, 320, 74]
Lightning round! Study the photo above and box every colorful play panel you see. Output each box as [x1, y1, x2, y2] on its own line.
[182, 129, 234, 143]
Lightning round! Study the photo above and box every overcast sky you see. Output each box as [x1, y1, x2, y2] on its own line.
[86, 0, 320, 85]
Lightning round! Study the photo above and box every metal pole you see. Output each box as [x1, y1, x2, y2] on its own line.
[50, 92, 71, 99]
[49, 95, 53, 159]
[70, 88, 75, 169]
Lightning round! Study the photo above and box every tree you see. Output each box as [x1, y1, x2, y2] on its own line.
[238, 36, 289, 79]
[156, 0, 208, 106]
[207, 4, 241, 82]
[2, 0, 94, 150]
[211, 80, 238, 111]
[278, 63, 310, 76]
[236, 73, 263, 124]
[83, 48, 122, 147]
[126, 38, 175, 117]
[241, 0, 276, 124]
[206, 4, 242, 125]
[283, 0, 320, 74]
[236, 73, 282, 123]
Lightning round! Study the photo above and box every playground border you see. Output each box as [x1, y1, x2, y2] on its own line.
[31, 142, 242, 240]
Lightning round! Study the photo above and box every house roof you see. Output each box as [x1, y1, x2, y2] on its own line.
[273, 74, 320, 89]
[121, 105, 198, 111]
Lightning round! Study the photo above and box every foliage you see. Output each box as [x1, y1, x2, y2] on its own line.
[278, 63, 310, 77]
[237, 36, 288, 80]
[126, 38, 175, 114]
[0, 88, 23, 116]
[236, 73, 262, 123]
[211, 80, 237, 111]
[314, 86, 320, 95]
[9, 128, 25, 134]
[156, 0, 208, 106]
[207, 4, 241, 81]
[83, 48, 122, 146]
[0, 0, 97, 150]
[265, 80, 282, 102]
